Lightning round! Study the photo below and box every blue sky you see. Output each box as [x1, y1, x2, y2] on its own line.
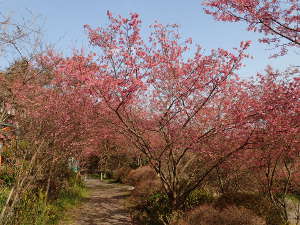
[1, 0, 299, 78]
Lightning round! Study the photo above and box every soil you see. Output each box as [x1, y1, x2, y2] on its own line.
[60, 178, 133, 225]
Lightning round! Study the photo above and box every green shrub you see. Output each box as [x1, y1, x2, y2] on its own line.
[0, 166, 16, 186]
[184, 189, 215, 210]
[132, 192, 173, 225]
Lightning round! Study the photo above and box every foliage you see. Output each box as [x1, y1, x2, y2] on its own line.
[80, 11, 254, 211]
[203, 0, 300, 57]
[0, 2, 299, 224]
[184, 189, 215, 210]
[131, 186, 214, 224]
[132, 192, 173, 225]
[0, 173, 87, 225]
[0, 166, 16, 187]
[44, 177, 87, 224]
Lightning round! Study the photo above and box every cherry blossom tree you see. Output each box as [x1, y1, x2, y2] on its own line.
[244, 67, 300, 221]
[203, 0, 300, 57]
[84, 12, 253, 210]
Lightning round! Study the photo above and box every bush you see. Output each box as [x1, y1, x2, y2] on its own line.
[128, 166, 161, 202]
[129, 168, 217, 225]
[176, 204, 265, 225]
[126, 166, 157, 186]
[0, 168, 86, 225]
[214, 192, 266, 214]
[184, 189, 215, 210]
[127, 166, 168, 224]
[0, 166, 16, 187]
[113, 167, 131, 183]
[214, 192, 285, 225]
[132, 192, 173, 225]
[130, 179, 162, 205]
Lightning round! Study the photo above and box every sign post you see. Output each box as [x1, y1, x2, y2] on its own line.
[68, 157, 79, 173]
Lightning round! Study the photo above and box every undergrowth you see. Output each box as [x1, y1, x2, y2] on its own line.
[0, 175, 88, 225]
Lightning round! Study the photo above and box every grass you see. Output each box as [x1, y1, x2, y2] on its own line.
[286, 193, 300, 203]
[0, 177, 88, 225]
[0, 186, 11, 209]
[88, 173, 119, 184]
[104, 178, 119, 184]
[44, 182, 89, 225]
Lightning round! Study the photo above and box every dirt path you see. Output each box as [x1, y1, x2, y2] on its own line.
[286, 197, 300, 225]
[61, 179, 133, 225]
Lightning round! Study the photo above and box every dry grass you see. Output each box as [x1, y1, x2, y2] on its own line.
[176, 204, 265, 225]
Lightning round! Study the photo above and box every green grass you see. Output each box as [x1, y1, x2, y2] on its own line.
[88, 173, 118, 184]
[0, 179, 88, 225]
[43, 182, 89, 225]
[89, 173, 101, 179]
[0, 186, 11, 210]
[286, 193, 300, 203]
[103, 178, 119, 183]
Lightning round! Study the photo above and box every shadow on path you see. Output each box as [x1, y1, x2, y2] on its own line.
[61, 179, 133, 225]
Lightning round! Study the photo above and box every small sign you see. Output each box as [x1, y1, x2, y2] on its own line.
[68, 157, 79, 173]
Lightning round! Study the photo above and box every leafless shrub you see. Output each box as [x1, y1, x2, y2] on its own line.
[126, 166, 157, 186]
[113, 167, 132, 183]
[176, 204, 265, 225]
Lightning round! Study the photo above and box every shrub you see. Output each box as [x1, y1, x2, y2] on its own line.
[1, 174, 87, 225]
[126, 166, 162, 204]
[112, 167, 131, 183]
[129, 168, 216, 225]
[214, 192, 266, 214]
[214, 192, 285, 225]
[0, 166, 16, 187]
[126, 166, 157, 186]
[184, 189, 215, 210]
[130, 179, 162, 205]
[127, 166, 169, 224]
[132, 192, 172, 225]
[176, 204, 265, 225]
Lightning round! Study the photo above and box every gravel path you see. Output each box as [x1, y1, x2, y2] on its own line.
[61, 179, 133, 225]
